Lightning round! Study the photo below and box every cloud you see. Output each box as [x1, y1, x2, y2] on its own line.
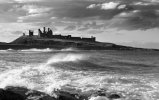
[144, 0, 159, 3]
[133, 1, 159, 6]
[0, 0, 45, 3]
[13, 0, 43, 3]
[84, 0, 159, 30]
[87, 2, 128, 10]
[18, 13, 50, 22]
[22, 5, 52, 14]
[87, 2, 120, 10]
[117, 4, 127, 9]
[78, 27, 89, 31]
[88, 30, 104, 34]
[133, 2, 150, 6]
[0, 0, 159, 34]
[0, 3, 22, 22]
[64, 25, 76, 31]
[12, 30, 23, 35]
[110, 10, 159, 30]
[0, 0, 13, 3]
[15, 4, 53, 23]
[100, 2, 119, 10]
[87, 4, 96, 9]
[83, 21, 105, 29]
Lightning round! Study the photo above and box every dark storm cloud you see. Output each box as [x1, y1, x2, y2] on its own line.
[49, 0, 159, 30]
[110, 10, 159, 30]
[52, 1, 133, 20]
[1, 0, 159, 31]
[43, 0, 154, 30]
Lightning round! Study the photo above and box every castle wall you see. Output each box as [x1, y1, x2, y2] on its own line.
[29, 30, 33, 37]
[34, 27, 96, 42]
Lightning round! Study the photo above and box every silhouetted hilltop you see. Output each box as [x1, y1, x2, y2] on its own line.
[0, 27, 157, 50]
[11, 36, 28, 44]
[0, 42, 7, 44]
[8, 27, 117, 50]
[10, 35, 118, 50]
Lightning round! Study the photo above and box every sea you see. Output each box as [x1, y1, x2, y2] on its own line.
[0, 48, 159, 100]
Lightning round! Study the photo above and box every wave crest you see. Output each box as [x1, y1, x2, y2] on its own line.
[20, 48, 53, 52]
[46, 53, 85, 65]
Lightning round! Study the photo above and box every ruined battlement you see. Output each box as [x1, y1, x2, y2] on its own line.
[27, 27, 96, 42]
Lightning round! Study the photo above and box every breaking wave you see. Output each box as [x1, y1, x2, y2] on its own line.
[61, 48, 78, 51]
[0, 53, 86, 94]
[46, 53, 85, 65]
[0, 52, 159, 99]
[0, 49, 14, 52]
[0, 48, 79, 53]
[20, 48, 54, 52]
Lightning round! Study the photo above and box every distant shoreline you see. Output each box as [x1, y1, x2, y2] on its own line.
[0, 33, 158, 51]
[0, 43, 158, 51]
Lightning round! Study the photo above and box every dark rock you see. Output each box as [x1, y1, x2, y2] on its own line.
[0, 88, 24, 100]
[55, 90, 79, 100]
[108, 94, 121, 99]
[86, 90, 109, 100]
[3, 86, 56, 100]
[90, 90, 107, 97]
[96, 91, 106, 96]
[5, 86, 28, 98]
[78, 95, 88, 100]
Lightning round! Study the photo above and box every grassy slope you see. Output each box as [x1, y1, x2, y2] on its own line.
[7, 35, 153, 50]
[11, 36, 114, 46]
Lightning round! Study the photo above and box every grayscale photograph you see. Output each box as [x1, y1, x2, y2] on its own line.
[0, 0, 159, 100]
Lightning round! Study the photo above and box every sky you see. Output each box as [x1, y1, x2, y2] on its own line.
[0, 0, 159, 49]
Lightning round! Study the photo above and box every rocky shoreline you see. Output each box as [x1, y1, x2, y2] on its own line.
[0, 86, 122, 100]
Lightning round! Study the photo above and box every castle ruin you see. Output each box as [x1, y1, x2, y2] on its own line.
[28, 27, 96, 42]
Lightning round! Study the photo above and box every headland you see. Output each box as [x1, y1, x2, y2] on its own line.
[0, 27, 157, 50]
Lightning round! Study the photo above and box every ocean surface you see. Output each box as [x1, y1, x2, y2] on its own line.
[0, 48, 159, 100]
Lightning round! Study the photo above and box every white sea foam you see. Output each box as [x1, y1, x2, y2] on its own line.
[89, 96, 109, 100]
[0, 50, 7, 52]
[0, 53, 86, 94]
[1, 48, 53, 53]
[0, 49, 14, 52]
[0, 66, 36, 89]
[0, 62, 158, 99]
[20, 48, 78, 52]
[20, 48, 53, 52]
[0, 53, 158, 99]
[7, 49, 14, 51]
[0, 48, 79, 53]
[46, 53, 85, 65]
[0, 64, 62, 92]
[61, 48, 77, 51]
